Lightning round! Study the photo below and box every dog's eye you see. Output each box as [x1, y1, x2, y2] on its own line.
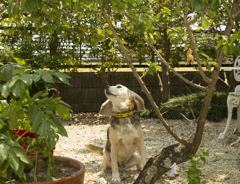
[117, 85, 122, 88]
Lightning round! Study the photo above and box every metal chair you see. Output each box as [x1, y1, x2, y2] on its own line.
[219, 56, 240, 146]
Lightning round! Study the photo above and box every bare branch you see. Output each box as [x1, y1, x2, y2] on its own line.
[184, 2, 212, 84]
[121, 8, 208, 92]
[142, 35, 208, 91]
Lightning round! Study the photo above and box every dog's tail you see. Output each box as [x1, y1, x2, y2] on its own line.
[85, 144, 103, 156]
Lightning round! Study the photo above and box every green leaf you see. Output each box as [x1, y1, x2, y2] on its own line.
[133, 22, 145, 33]
[0, 103, 18, 130]
[230, 34, 237, 44]
[210, 0, 220, 11]
[0, 144, 9, 166]
[149, 33, 154, 43]
[202, 19, 210, 30]
[14, 161, 25, 178]
[13, 57, 26, 65]
[55, 102, 71, 120]
[190, 0, 204, 11]
[0, 64, 14, 81]
[21, 74, 33, 85]
[97, 28, 104, 36]
[50, 116, 68, 137]
[233, 44, 240, 57]
[53, 72, 71, 85]
[215, 40, 222, 50]
[8, 151, 20, 172]
[42, 72, 55, 83]
[28, 104, 44, 132]
[1, 85, 10, 98]
[13, 147, 31, 164]
[8, 76, 19, 88]
[39, 98, 57, 111]
[91, 38, 99, 49]
[47, 129, 59, 149]
[32, 73, 41, 82]
[222, 44, 230, 56]
[38, 117, 51, 139]
[201, 53, 209, 58]
[204, 60, 212, 72]
[11, 80, 26, 97]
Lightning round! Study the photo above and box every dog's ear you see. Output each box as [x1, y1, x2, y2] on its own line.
[99, 99, 113, 116]
[130, 91, 145, 111]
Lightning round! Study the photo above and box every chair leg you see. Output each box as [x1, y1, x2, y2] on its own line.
[219, 96, 235, 139]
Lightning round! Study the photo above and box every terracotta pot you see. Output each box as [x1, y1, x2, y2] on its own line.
[18, 156, 85, 184]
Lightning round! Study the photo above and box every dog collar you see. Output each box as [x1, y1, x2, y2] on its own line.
[115, 111, 133, 118]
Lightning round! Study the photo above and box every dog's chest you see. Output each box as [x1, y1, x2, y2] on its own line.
[114, 118, 138, 150]
[110, 115, 141, 145]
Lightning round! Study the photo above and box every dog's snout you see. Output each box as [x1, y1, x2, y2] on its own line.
[105, 85, 110, 89]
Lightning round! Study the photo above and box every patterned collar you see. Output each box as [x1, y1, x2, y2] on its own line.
[114, 111, 134, 118]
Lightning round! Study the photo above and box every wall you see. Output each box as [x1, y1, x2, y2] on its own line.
[58, 71, 231, 112]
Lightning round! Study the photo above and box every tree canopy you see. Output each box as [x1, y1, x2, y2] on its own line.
[1, 0, 240, 183]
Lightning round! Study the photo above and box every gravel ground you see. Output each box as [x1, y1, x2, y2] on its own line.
[54, 113, 240, 184]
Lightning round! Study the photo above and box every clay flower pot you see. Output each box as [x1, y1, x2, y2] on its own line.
[18, 156, 85, 184]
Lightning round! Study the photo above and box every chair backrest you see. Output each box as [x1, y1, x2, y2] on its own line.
[234, 56, 240, 82]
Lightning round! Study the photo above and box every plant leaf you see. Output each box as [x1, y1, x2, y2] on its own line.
[13, 147, 31, 164]
[28, 104, 44, 132]
[11, 80, 26, 97]
[42, 72, 54, 83]
[190, 0, 204, 11]
[8, 151, 20, 172]
[210, 0, 220, 11]
[202, 19, 210, 30]
[0, 143, 9, 166]
[53, 72, 71, 85]
[50, 116, 68, 137]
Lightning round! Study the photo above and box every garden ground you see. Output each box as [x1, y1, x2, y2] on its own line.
[54, 113, 240, 184]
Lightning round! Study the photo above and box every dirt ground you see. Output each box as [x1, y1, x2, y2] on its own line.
[54, 113, 240, 184]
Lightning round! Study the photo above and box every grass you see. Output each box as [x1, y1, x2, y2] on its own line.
[142, 91, 233, 122]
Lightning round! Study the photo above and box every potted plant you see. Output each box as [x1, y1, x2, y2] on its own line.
[0, 63, 85, 183]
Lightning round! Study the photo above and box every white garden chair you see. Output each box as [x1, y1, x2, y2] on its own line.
[219, 55, 240, 146]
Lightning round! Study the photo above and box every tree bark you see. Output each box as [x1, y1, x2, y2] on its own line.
[134, 144, 192, 184]
[161, 29, 171, 103]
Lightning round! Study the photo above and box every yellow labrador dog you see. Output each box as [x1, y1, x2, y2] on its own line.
[86, 84, 147, 182]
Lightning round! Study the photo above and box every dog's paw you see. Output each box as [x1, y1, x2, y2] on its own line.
[218, 133, 225, 139]
[112, 172, 121, 183]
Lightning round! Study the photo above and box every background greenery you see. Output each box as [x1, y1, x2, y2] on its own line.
[142, 91, 230, 122]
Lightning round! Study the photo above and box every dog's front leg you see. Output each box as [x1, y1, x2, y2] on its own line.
[111, 143, 121, 182]
[137, 140, 147, 169]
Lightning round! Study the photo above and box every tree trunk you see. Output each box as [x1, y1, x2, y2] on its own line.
[49, 30, 58, 57]
[134, 144, 192, 184]
[161, 29, 171, 103]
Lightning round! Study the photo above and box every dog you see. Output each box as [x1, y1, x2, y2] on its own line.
[86, 84, 147, 182]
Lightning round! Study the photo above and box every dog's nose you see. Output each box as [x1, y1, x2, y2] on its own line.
[105, 85, 109, 89]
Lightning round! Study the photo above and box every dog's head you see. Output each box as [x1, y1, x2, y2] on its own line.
[99, 84, 145, 116]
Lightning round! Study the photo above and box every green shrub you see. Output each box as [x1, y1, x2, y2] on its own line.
[142, 92, 232, 122]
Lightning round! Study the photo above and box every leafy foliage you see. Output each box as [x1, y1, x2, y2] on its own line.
[0, 63, 72, 182]
[186, 149, 209, 184]
[141, 92, 229, 122]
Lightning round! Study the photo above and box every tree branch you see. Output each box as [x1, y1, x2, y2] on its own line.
[121, 8, 208, 92]
[184, 2, 212, 84]
[142, 35, 208, 91]
[101, 6, 191, 147]
[192, 0, 240, 151]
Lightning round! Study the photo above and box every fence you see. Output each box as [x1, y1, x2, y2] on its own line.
[58, 70, 231, 112]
